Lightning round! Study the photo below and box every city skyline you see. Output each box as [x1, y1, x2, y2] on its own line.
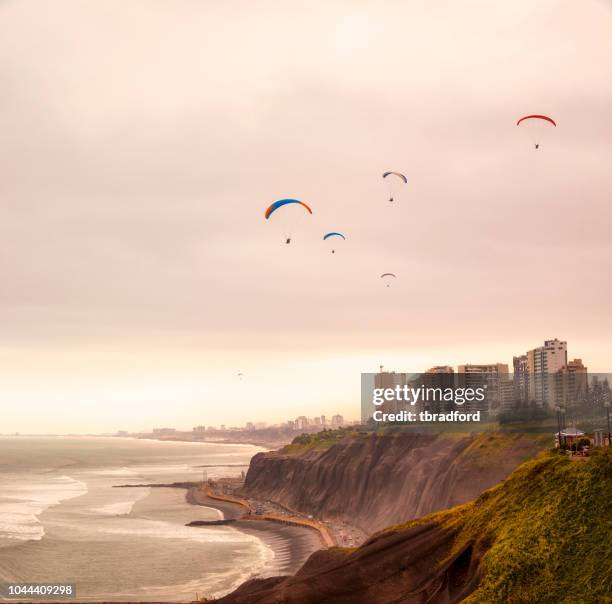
[4, 336, 606, 434]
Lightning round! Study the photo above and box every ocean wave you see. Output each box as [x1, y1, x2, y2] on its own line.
[89, 517, 262, 545]
[87, 467, 137, 477]
[113, 530, 274, 601]
[91, 487, 150, 516]
[0, 475, 87, 542]
[127, 463, 191, 473]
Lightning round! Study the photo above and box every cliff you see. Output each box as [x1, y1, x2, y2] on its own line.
[242, 430, 547, 534]
[214, 448, 612, 604]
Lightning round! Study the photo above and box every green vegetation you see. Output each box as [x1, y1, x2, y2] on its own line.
[281, 427, 369, 453]
[388, 448, 612, 603]
[459, 432, 550, 471]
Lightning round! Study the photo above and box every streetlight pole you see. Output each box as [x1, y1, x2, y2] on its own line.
[555, 405, 562, 450]
[605, 401, 611, 447]
[560, 407, 566, 448]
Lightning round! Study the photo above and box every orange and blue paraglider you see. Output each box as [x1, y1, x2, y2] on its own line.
[323, 232, 346, 254]
[265, 199, 313, 244]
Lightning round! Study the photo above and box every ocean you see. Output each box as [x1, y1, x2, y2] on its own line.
[0, 436, 272, 601]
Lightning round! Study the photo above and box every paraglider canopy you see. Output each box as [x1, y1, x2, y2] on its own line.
[265, 199, 312, 220]
[380, 272, 397, 288]
[323, 231, 346, 254]
[382, 172, 407, 202]
[516, 115, 556, 149]
[265, 198, 313, 244]
[323, 232, 346, 241]
[516, 115, 557, 127]
[382, 172, 408, 183]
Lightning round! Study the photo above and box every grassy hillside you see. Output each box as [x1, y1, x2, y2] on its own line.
[389, 448, 612, 603]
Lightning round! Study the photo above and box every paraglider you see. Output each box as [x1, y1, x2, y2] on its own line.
[516, 115, 556, 150]
[380, 272, 397, 288]
[264, 198, 312, 244]
[382, 172, 407, 202]
[264, 199, 312, 219]
[323, 232, 346, 254]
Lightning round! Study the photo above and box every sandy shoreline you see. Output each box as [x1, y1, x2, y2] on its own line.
[186, 488, 322, 578]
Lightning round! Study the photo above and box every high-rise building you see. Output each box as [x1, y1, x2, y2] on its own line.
[556, 358, 588, 408]
[456, 363, 510, 413]
[527, 339, 567, 407]
[422, 366, 455, 412]
[374, 371, 409, 414]
[512, 355, 529, 406]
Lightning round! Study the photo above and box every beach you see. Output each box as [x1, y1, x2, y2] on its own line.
[0, 436, 321, 602]
[186, 488, 322, 578]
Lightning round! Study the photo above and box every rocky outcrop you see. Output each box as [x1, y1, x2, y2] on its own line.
[243, 431, 545, 534]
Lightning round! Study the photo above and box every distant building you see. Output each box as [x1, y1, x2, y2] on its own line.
[375, 371, 409, 414]
[422, 366, 455, 413]
[220, 424, 226, 431]
[320, 415, 326, 427]
[295, 416, 309, 430]
[527, 339, 567, 407]
[313, 416, 321, 426]
[331, 414, 344, 427]
[193, 425, 206, 433]
[556, 358, 588, 408]
[152, 428, 176, 435]
[245, 422, 255, 431]
[512, 355, 529, 406]
[457, 363, 510, 413]
[116, 430, 129, 437]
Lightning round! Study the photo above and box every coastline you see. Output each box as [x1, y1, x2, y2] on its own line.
[186, 487, 322, 577]
[128, 436, 275, 451]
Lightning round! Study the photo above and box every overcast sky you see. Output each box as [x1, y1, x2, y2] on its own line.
[1, 0, 611, 433]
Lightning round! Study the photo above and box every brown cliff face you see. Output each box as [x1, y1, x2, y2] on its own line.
[213, 521, 481, 604]
[242, 431, 545, 534]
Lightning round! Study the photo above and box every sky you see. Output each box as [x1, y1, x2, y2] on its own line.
[1, 0, 611, 433]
